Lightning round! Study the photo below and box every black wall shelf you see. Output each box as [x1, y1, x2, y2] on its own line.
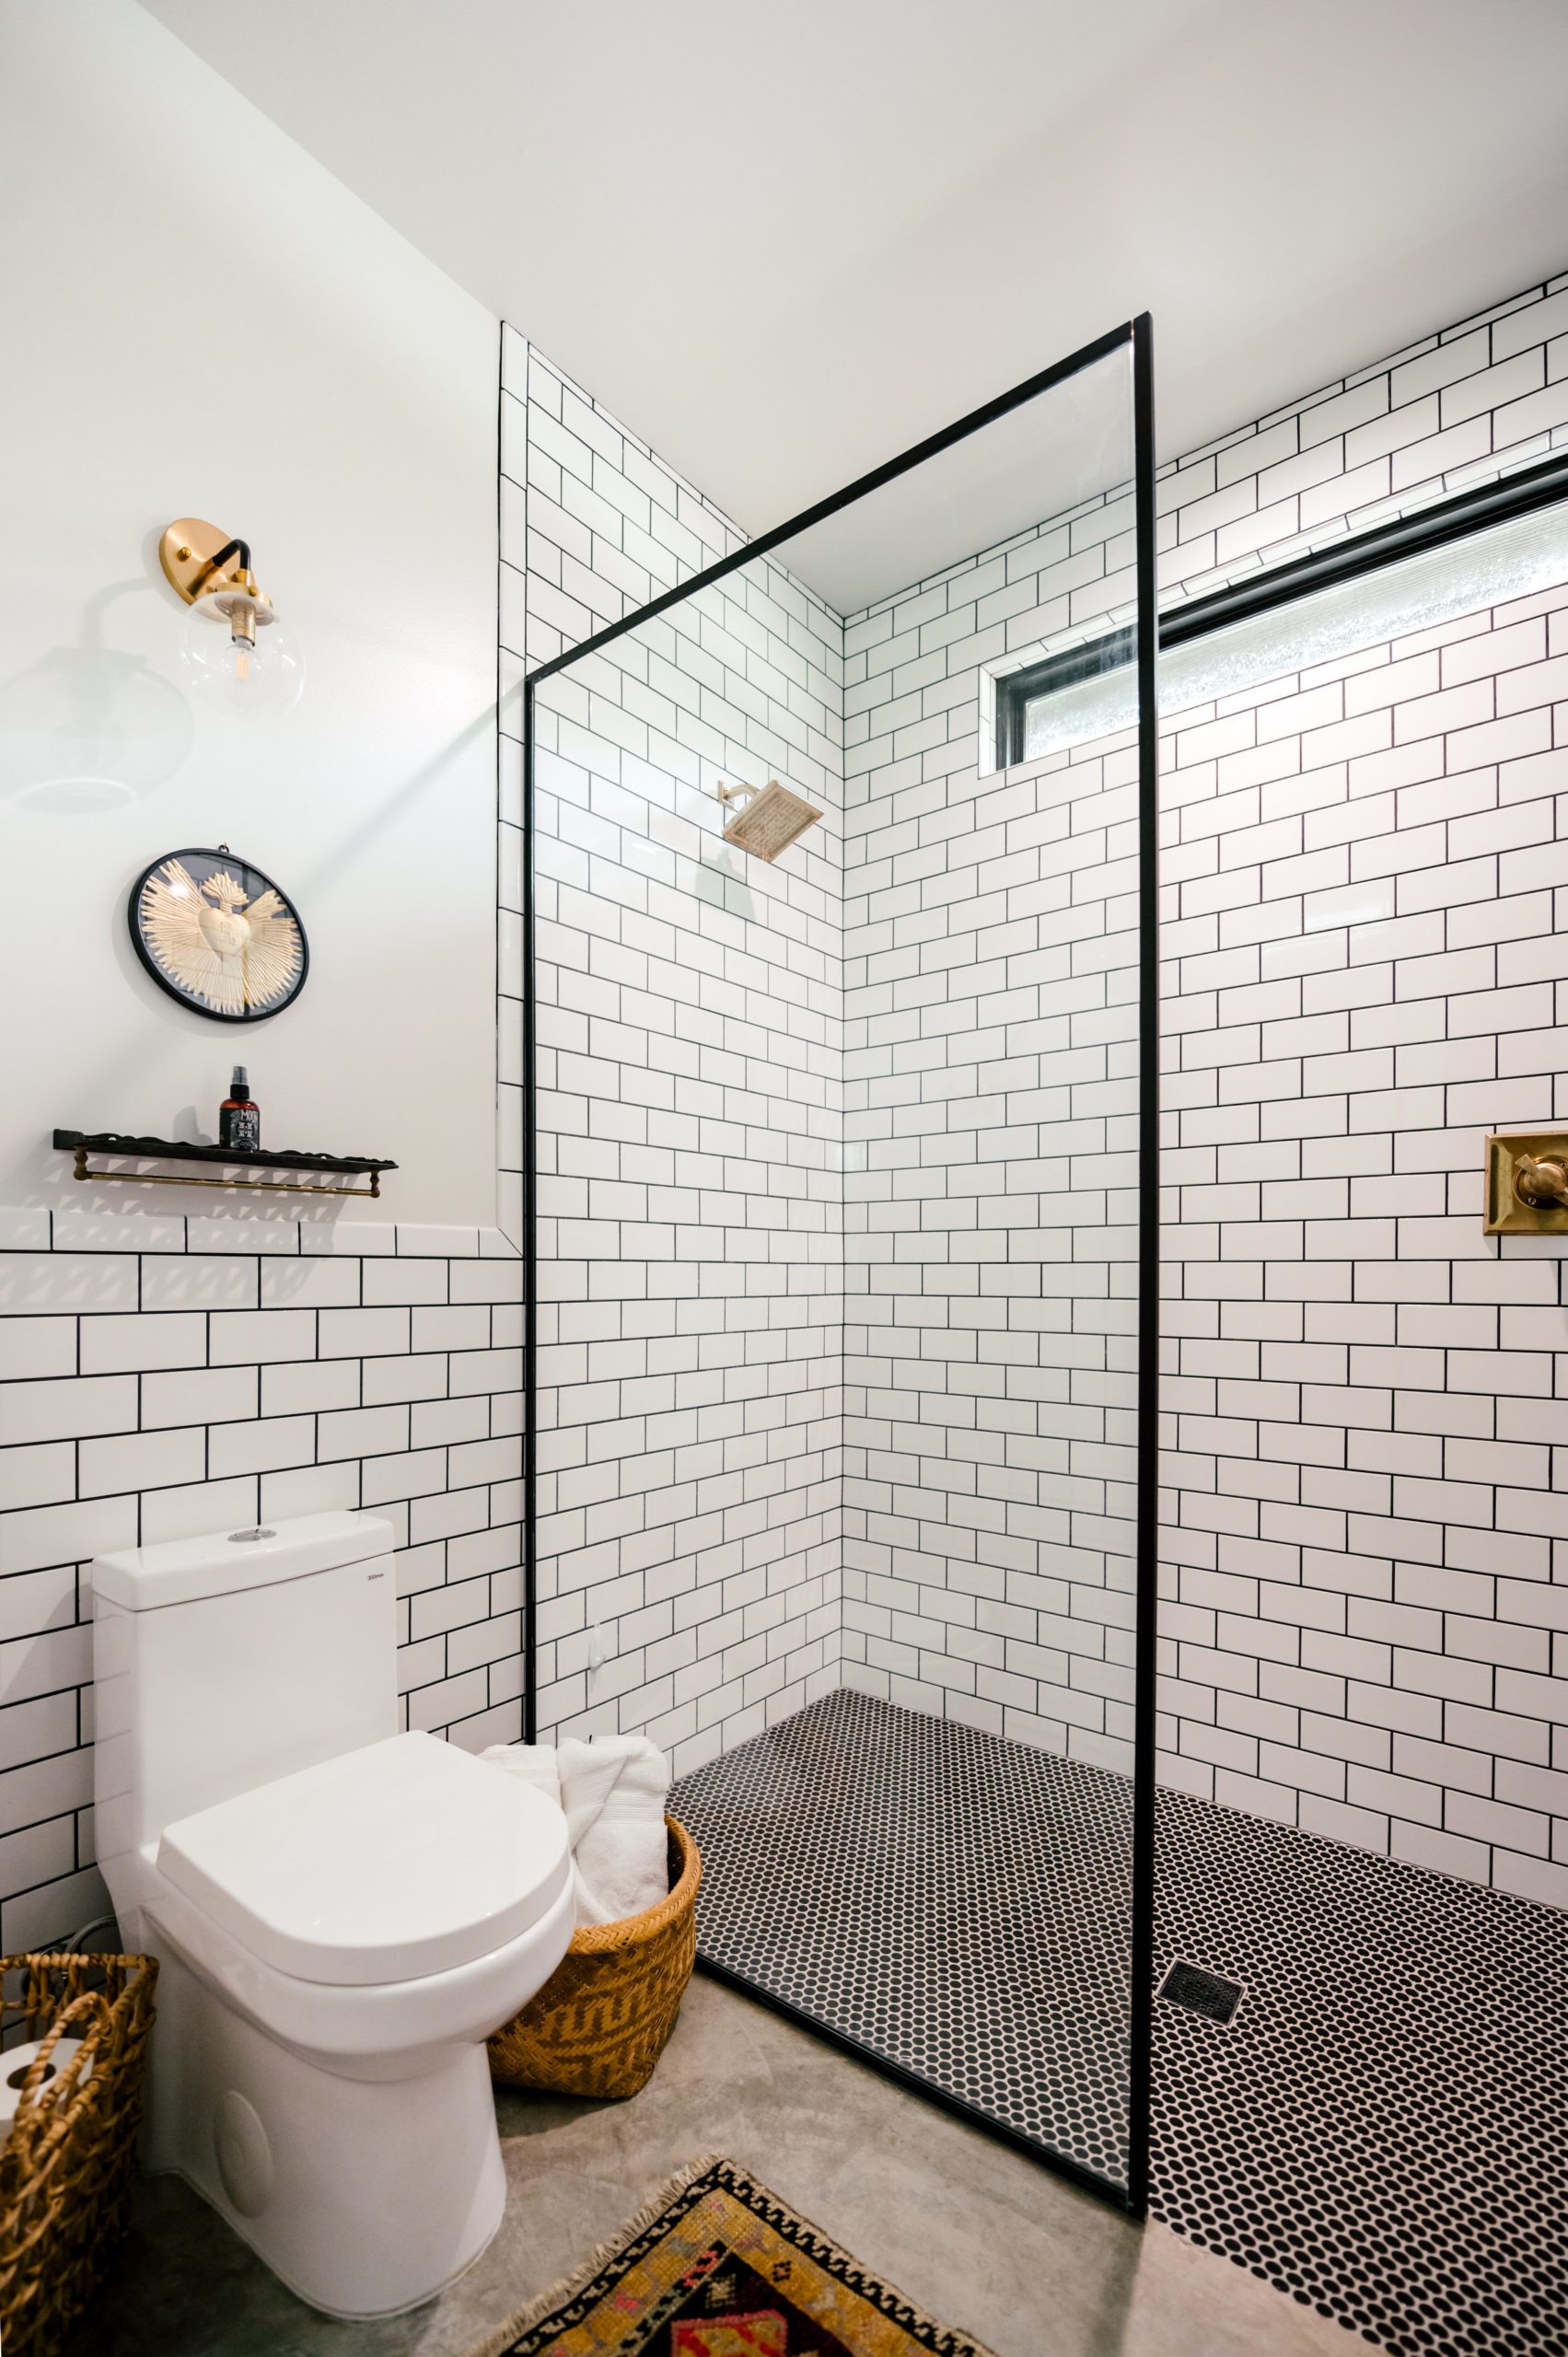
[53, 1131, 397, 1200]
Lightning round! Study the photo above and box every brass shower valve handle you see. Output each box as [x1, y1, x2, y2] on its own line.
[1482, 1132, 1568, 1233]
[1513, 1154, 1568, 1211]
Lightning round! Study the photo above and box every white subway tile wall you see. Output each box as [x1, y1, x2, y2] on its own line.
[501, 335, 845, 1778]
[842, 727, 1144, 1774]
[1156, 274, 1568, 614]
[1156, 576, 1568, 1910]
[6, 280, 1567, 1953]
[836, 274, 1568, 1906]
[0, 1214, 525, 1949]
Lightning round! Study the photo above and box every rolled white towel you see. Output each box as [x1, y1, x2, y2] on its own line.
[557, 1735, 670, 1927]
[480, 1741, 561, 1808]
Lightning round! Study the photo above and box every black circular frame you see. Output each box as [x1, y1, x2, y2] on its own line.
[126, 844, 309, 1025]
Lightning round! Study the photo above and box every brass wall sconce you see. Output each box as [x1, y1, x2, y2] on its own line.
[1483, 1132, 1568, 1234]
[713, 777, 823, 863]
[159, 517, 304, 713]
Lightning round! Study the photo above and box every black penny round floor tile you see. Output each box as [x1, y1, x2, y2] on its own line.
[672, 1689, 1567, 2357]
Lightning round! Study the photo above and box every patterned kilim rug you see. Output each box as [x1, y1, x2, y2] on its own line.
[469, 2154, 998, 2357]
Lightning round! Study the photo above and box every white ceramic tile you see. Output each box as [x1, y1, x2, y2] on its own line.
[50, 1210, 185, 1256]
[0, 1375, 136, 1447]
[0, 1212, 50, 1251]
[0, 1320, 76, 1382]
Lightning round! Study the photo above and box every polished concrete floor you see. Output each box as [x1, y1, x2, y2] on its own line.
[75, 1974, 1364, 2357]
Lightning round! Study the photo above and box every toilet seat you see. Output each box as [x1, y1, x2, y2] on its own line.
[158, 1731, 569, 1987]
[139, 1856, 576, 2074]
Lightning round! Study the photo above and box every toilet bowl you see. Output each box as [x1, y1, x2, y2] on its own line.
[92, 1512, 574, 2318]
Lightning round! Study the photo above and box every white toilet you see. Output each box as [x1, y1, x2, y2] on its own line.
[91, 1510, 573, 2319]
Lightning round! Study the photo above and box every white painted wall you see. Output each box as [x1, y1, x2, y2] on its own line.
[0, 1, 518, 1956]
[0, 1, 499, 1227]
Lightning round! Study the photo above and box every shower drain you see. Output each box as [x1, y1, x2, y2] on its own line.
[1158, 1959, 1244, 2026]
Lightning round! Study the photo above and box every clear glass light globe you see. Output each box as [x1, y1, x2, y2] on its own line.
[181, 588, 305, 715]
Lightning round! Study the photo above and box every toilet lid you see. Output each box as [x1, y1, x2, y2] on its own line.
[157, 1732, 571, 1986]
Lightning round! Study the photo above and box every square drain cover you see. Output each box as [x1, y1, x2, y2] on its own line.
[1159, 1958, 1244, 2025]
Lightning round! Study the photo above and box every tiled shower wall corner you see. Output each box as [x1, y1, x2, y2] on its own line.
[500, 334, 846, 1779]
[0, 1212, 525, 1950]
[837, 274, 1568, 1905]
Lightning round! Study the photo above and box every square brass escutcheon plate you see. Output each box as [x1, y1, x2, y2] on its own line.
[1483, 1131, 1568, 1235]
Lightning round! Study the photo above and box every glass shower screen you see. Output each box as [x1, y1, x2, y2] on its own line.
[523, 320, 1158, 2210]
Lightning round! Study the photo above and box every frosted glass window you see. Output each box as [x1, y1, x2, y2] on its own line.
[1003, 501, 1568, 763]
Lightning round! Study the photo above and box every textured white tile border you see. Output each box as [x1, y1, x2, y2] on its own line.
[0, 1204, 519, 1260]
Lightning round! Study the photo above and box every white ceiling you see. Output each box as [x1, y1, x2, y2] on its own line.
[774, 345, 1135, 613]
[140, 0, 1568, 546]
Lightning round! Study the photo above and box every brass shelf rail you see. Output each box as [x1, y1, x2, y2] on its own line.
[53, 1131, 396, 1201]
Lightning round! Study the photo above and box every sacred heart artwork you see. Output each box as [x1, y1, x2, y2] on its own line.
[128, 846, 308, 1022]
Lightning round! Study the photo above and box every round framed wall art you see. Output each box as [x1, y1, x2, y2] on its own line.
[128, 845, 308, 1023]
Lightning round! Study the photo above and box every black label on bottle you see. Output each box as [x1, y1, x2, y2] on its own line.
[219, 1105, 261, 1152]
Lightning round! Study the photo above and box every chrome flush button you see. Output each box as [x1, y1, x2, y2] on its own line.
[227, 1528, 276, 1543]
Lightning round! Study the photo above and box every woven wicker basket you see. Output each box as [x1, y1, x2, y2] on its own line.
[0, 1951, 157, 2357]
[488, 1817, 700, 2099]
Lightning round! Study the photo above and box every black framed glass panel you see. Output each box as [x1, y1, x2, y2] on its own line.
[523, 318, 1159, 2210]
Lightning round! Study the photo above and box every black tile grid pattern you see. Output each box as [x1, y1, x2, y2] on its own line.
[670, 1689, 1567, 2356]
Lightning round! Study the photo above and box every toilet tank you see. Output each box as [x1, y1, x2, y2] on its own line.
[93, 1511, 398, 1898]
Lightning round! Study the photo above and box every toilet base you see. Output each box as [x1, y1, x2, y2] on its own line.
[144, 1946, 506, 2317]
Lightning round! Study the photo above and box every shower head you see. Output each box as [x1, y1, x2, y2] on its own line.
[714, 778, 823, 863]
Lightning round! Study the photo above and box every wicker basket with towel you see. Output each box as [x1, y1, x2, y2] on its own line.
[481, 1737, 701, 2098]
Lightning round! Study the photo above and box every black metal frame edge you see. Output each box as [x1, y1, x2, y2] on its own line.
[1126, 310, 1159, 2224]
[693, 1955, 1134, 2212]
[505, 324, 540, 1749]
[523, 670, 539, 1745]
[526, 321, 1133, 686]
[994, 446, 1568, 766]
